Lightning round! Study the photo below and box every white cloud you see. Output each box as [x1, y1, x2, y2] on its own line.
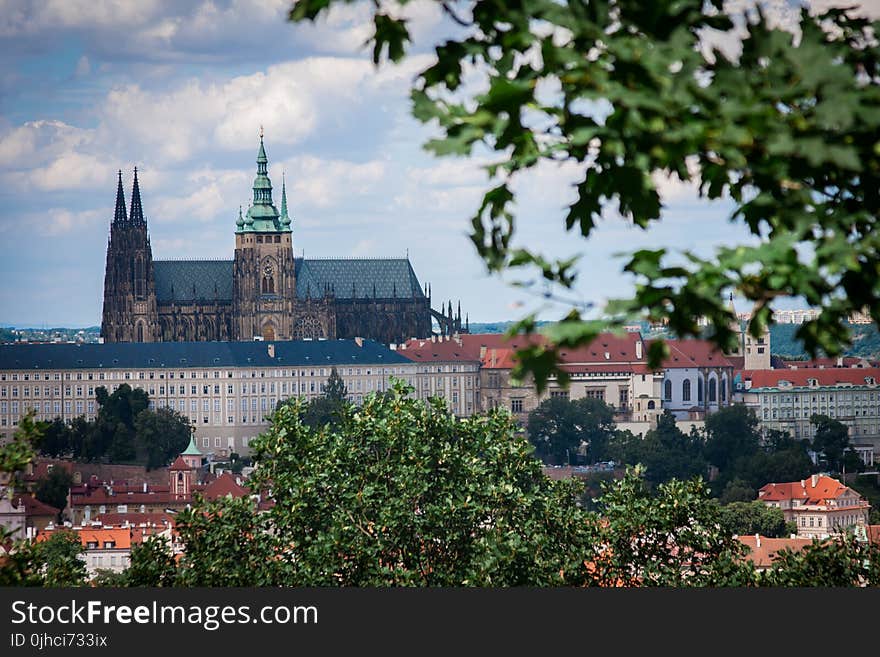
[36, 207, 104, 235]
[350, 238, 377, 256]
[0, 120, 89, 169]
[652, 156, 703, 204]
[150, 167, 250, 223]
[279, 155, 387, 208]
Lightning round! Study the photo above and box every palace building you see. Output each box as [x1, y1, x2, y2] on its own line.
[101, 135, 465, 345]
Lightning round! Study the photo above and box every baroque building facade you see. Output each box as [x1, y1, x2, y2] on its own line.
[101, 136, 464, 345]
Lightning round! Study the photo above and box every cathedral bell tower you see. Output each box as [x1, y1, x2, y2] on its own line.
[100, 169, 159, 343]
[232, 132, 295, 341]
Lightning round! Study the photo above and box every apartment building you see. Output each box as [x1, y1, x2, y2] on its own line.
[758, 475, 871, 539]
[737, 368, 880, 462]
[0, 339, 418, 456]
[391, 335, 481, 416]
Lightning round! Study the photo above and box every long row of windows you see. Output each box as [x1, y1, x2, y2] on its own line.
[0, 366, 421, 383]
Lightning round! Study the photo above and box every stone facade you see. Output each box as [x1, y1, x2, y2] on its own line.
[0, 340, 464, 456]
[101, 137, 454, 347]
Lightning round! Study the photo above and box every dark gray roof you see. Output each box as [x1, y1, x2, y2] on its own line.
[0, 340, 411, 371]
[295, 258, 425, 299]
[154, 260, 233, 302]
[152, 257, 424, 302]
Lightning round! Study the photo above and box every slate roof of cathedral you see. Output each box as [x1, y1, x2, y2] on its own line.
[294, 257, 426, 300]
[0, 339, 411, 370]
[152, 257, 425, 303]
[154, 259, 233, 302]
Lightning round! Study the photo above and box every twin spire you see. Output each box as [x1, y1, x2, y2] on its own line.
[112, 168, 146, 226]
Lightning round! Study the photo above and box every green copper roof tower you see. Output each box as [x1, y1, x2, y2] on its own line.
[181, 435, 202, 456]
[237, 129, 289, 233]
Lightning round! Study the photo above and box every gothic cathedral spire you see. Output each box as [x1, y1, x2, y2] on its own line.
[113, 170, 127, 225]
[130, 166, 145, 224]
[101, 168, 159, 343]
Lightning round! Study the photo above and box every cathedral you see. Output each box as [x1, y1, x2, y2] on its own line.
[101, 135, 465, 345]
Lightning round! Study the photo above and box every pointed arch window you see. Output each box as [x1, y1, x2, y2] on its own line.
[682, 379, 691, 402]
[664, 379, 672, 401]
[709, 378, 717, 403]
[697, 377, 704, 403]
[261, 263, 275, 294]
[134, 256, 145, 298]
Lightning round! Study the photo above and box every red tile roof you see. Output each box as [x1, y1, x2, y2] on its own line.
[94, 512, 175, 527]
[169, 456, 191, 471]
[742, 368, 880, 389]
[37, 527, 132, 550]
[12, 495, 60, 518]
[481, 348, 518, 370]
[737, 535, 814, 568]
[651, 339, 734, 369]
[396, 338, 481, 362]
[758, 475, 866, 506]
[70, 487, 180, 506]
[201, 473, 249, 500]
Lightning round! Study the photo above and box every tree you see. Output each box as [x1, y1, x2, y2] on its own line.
[608, 410, 706, 485]
[173, 495, 278, 587]
[117, 536, 177, 587]
[297, 368, 351, 430]
[810, 414, 851, 473]
[35, 467, 72, 519]
[526, 396, 615, 464]
[718, 501, 796, 539]
[94, 384, 149, 463]
[37, 418, 71, 458]
[763, 533, 880, 587]
[245, 380, 594, 586]
[588, 466, 756, 587]
[134, 407, 192, 470]
[288, 0, 880, 388]
[704, 405, 761, 473]
[324, 366, 347, 403]
[718, 478, 758, 505]
[30, 530, 87, 587]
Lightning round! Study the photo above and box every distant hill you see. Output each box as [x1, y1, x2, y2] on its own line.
[466, 321, 555, 334]
[770, 322, 880, 360]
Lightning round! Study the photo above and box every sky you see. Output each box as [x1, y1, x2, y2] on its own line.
[0, 0, 875, 328]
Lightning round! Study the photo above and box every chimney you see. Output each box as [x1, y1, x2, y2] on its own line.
[354, 337, 363, 348]
[800, 479, 805, 488]
[636, 340, 643, 360]
[480, 346, 487, 360]
[268, 344, 275, 358]
[755, 534, 760, 548]
[143, 482, 147, 493]
[811, 473, 819, 488]
[836, 356, 843, 367]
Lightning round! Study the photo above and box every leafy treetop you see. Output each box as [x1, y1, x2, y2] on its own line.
[288, 0, 880, 389]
